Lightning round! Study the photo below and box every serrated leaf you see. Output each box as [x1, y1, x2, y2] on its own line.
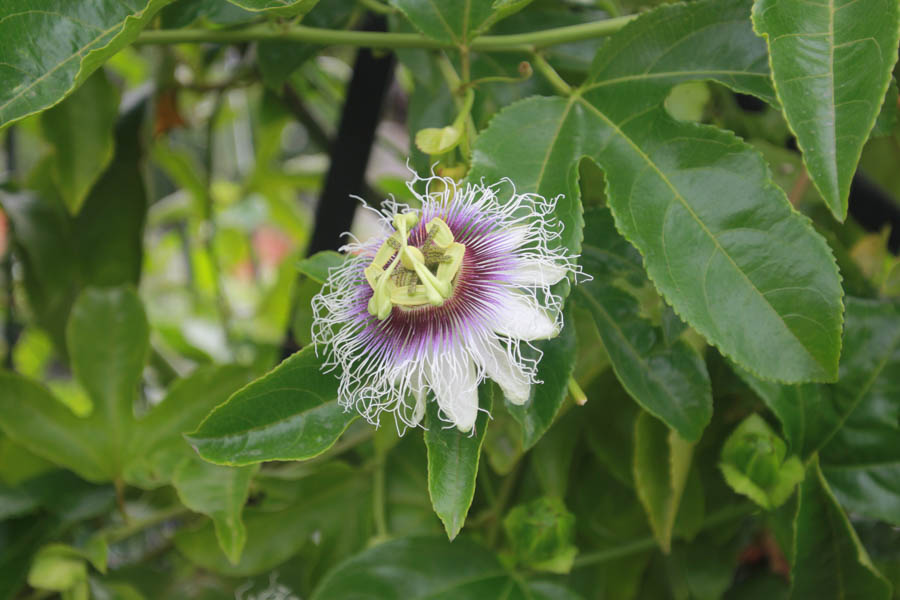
[578, 208, 711, 442]
[470, 0, 843, 384]
[187, 346, 357, 465]
[425, 384, 491, 540]
[633, 410, 694, 553]
[39, 70, 119, 215]
[0, 0, 174, 128]
[311, 537, 583, 600]
[388, 0, 495, 44]
[790, 456, 892, 600]
[506, 311, 576, 449]
[172, 459, 259, 565]
[226, 0, 318, 16]
[752, 0, 900, 220]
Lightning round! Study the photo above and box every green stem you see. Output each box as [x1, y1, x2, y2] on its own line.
[357, 0, 394, 14]
[531, 52, 572, 96]
[373, 457, 389, 539]
[485, 461, 522, 548]
[571, 503, 756, 568]
[135, 16, 636, 51]
[568, 376, 588, 406]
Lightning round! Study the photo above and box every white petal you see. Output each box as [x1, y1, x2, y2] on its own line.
[426, 349, 479, 432]
[492, 291, 559, 341]
[507, 259, 569, 287]
[475, 336, 532, 405]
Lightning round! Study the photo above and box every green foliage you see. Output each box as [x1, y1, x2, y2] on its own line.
[1, 0, 899, 596]
[719, 414, 804, 510]
[0, 0, 174, 128]
[753, 0, 900, 220]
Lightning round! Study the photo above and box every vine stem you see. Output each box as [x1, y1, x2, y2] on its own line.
[135, 16, 636, 50]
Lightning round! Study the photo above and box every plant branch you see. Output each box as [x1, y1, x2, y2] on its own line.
[135, 16, 637, 51]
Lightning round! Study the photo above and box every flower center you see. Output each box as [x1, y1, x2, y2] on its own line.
[364, 213, 466, 320]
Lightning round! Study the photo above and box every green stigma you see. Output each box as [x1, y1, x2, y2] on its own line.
[365, 213, 465, 320]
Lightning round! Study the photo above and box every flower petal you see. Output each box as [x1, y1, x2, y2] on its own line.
[507, 259, 569, 287]
[427, 349, 479, 432]
[492, 291, 559, 341]
[476, 336, 532, 405]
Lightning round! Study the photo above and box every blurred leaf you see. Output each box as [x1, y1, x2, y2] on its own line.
[1, 106, 146, 354]
[0, 0, 173, 128]
[310, 536, 583, 599]
[531, 408, 582, 498]
[578, 208, 712, 442]
[256, 0, 356, 89]
[227, 0, 318, 16]
[172, 459, 259, 565]
[124, 365, 254, 487]
[187, 346, 357, 465]
[39, 70, 119, 215]
[790, 457, 892, 600]
[719, 414, 804, 510]
[470, 0, 844, 385]
[633, 410, 694, 553]
[297, 250, 343, 283]
[504, 496, 578, 574]
[175, 463, 371, 577]
[424, 384, 492, 540]
[68, 287, 149, 461]
[27, 545, 88, 595]
[752, 0, 900, 220]
[506, 311, 577, 449]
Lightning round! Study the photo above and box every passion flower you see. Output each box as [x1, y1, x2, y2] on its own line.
[312, 174, 583, 432]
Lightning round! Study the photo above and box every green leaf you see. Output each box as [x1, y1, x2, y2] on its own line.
[388, 0, 495, 44]
[633, 410, 694, 553]
[1, 106, 146, 354]
[790, 456, 892, 600]
[872, 78, 898, 138]
[0, 374, 112, 482]
[0, 0, 174, 128]
[471, 0, 844, 384]
[0, 287, 148, 483]
[578, 208, 712, 442]
[424, 384, 492, 540]
[124, 365, 254, 487]
[506, 311, 577, 449]
[39, 70, 119, 215]
[819, 298, 900, 526]
[27, 545, 87, 594]
[172, 459, 259, 565]
[311, 536, 583, 600]
[741, 298, 900, 525]
[187, 346, 357, 465]
[504, 496, 578, 574]
[226, 0, 318, 16]
[67, 287, 149, 457]
[297, 250, 344, 284]
[752, 0, 900, 220]
[175, 463, 371, 577]
[415, 125, 463, 155]
[719, 414, 804, 510]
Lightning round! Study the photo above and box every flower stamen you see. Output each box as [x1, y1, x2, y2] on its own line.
[365, 214, 466, 318]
